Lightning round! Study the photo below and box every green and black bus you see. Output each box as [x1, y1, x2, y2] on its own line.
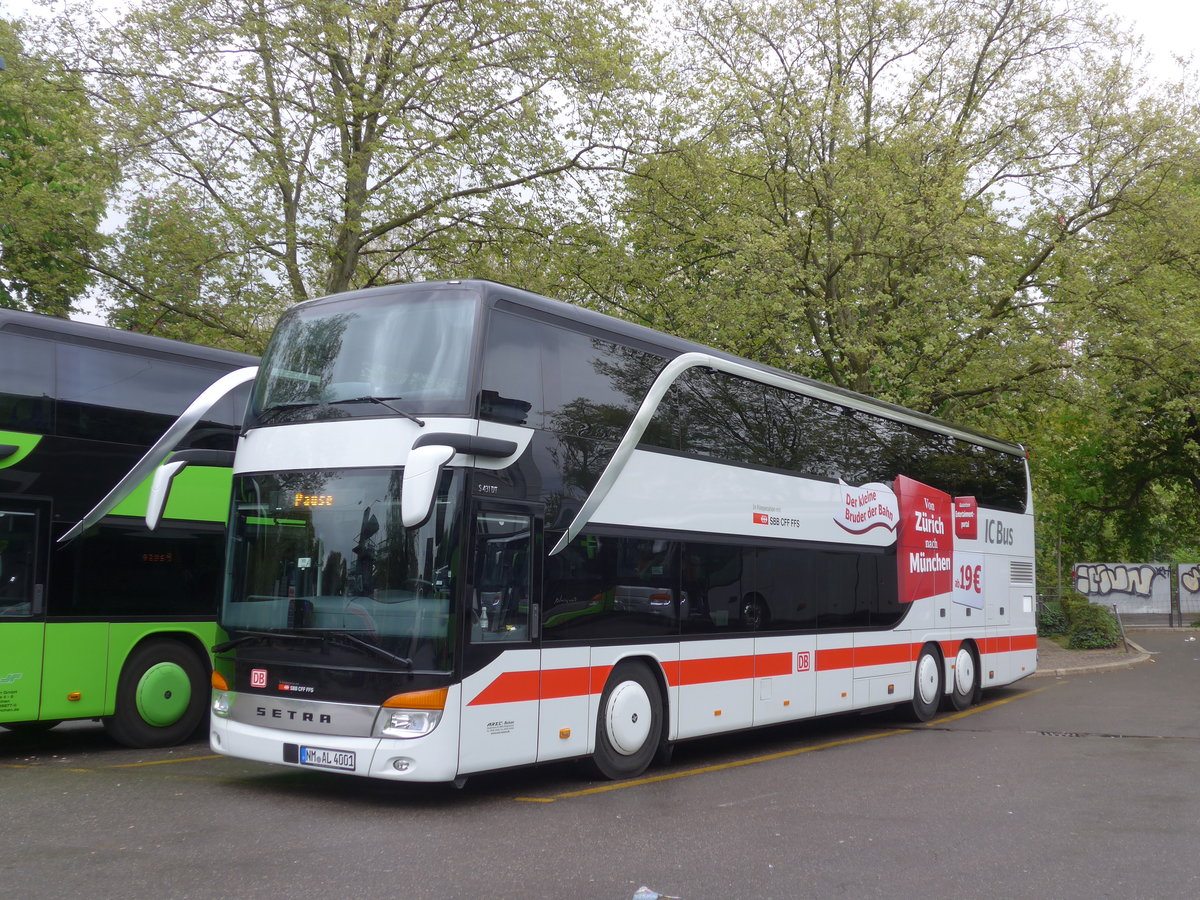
[0, 309, 255, 746]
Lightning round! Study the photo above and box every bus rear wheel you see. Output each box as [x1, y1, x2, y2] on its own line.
[905, 644, 943, 722]
[946, 643, 980, 712]
[103, 639, 208, 748]
[591, 661, 664, 780]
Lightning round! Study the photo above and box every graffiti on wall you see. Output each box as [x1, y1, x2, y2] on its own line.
[1073, 563, 1171, 614]
[1179, 564, 1200, 614]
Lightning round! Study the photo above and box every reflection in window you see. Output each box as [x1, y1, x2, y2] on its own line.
[224, 469, 461, 671]
[0, 334, 53, 433]
[51, 521, 222, 617]
[543, 533, 679, 641]
[254, 290, 477, 424]
[0, 510, 37, 617]
[646, 369, 1026, 512]
[471, 513, 532, 642]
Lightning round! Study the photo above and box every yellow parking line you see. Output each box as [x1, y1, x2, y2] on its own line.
[108, 755, 222, 769]
[516, 684, 1049, 802]
[0, 754, 220, 773]
[515, 729, 907, 802]
[930, 684, 1050, 725]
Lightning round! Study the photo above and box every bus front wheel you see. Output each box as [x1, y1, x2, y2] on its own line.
[103, 639, 208, 748]
[591, 661, 664, 780]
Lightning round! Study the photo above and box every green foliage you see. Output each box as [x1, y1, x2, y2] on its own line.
[1062, 596, 1122, 650]
[0, 17, 114, 315]
[1037, 600, 1068, 637]
[65, 0, 653, 347]
[13, 0, 1200, 573]
[562, 0, 1184, 428]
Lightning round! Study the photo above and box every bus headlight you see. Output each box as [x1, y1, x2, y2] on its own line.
[374, 687, 448, 739]
[211, 671, 232, 718]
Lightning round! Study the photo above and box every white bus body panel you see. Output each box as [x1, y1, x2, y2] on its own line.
[209, 686, 464, 783]
[233, 416, 533, 474]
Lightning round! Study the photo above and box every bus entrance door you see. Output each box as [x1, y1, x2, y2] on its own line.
[458, 504, 541, 774]
[0, 501, 48, 725]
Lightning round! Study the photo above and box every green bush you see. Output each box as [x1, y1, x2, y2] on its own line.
[1037, 600, 1068, 636]
[1063, 597, 1122, 649]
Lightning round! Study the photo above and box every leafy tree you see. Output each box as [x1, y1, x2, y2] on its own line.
[63, 0, 653, 345]
[568, 0, 1192, 433]
[0, 16, 113, 316]
[1033, 161, 1200, 577]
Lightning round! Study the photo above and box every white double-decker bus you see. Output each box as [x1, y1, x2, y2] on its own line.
[136, 280, 1036, 782]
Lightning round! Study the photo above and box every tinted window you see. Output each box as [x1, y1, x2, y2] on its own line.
[481, 312, 668, 444]
[479, 312, 542, 428]
[56, 345, 233, 444]
[0, 508, 39, 617]
[646, 368, 1026, 512]
[681, 539, 901, 634]
[543, 532, 679, 640]
[253, 289, 478, 425]
[0, 334, 54, 433]
[471, 512, 532, 642]
[50, 521, 224, 617]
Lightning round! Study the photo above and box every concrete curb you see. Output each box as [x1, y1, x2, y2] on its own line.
[1031, 637, 1153, 678]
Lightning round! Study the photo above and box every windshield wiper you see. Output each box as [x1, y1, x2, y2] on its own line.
[334, 395, 425, 427]
[215, 628, 413, 669]
[294, 628, 414, 669]
[255, 401, 322, 425]
[212, 629, 322, 653]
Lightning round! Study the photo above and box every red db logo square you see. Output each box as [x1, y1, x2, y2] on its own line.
[250, 668, 268, 688]
[796, 651, 811, 673]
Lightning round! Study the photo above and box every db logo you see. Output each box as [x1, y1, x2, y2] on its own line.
[250, 668, 268, 688]
[796, 651, 811, 673]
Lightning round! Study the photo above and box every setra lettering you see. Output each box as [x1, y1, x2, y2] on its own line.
[256, 707, 331, 724]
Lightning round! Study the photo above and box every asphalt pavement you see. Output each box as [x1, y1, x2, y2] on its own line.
[1034, 629, 1179, 676]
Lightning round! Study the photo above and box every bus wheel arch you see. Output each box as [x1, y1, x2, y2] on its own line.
[103, 637, 209, 748]
[905, 642, 944, 723]
[945, 640, 981, 712]
[590, 659, 666, 780]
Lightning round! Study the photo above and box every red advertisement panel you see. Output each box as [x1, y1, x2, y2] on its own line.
[895, 475, 954, 603]
[954, 495, 978, 540]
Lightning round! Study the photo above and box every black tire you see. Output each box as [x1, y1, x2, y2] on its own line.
[591, 661, 664, 780]
[945, 643, 980, 712]
[905, 644, 943, 722]
[103, 639, 208, 748]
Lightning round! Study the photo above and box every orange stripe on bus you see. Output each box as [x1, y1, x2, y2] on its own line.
[465, 635, 1039, 705]
[540, 667, 591, 700]
[755, 653, 793, 677]
[678, 655, 755, 685]
[853, 644, 915, 667]
[468, 670, 540, 706]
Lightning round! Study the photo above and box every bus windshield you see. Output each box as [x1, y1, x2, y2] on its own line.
[250, 288, 479, 424]
[223, 468, 462, 672]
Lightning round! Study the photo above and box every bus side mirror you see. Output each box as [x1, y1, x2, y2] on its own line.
[146, 460, 188, 530]
[145, 449, 237, 531]
[402, 444, 455, 528]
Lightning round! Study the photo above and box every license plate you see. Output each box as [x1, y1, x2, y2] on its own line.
[298, 745, 356, 771]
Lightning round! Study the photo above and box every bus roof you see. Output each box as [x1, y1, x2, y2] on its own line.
[0, 308, 258, 369]
[291, 279, 1025, 458]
